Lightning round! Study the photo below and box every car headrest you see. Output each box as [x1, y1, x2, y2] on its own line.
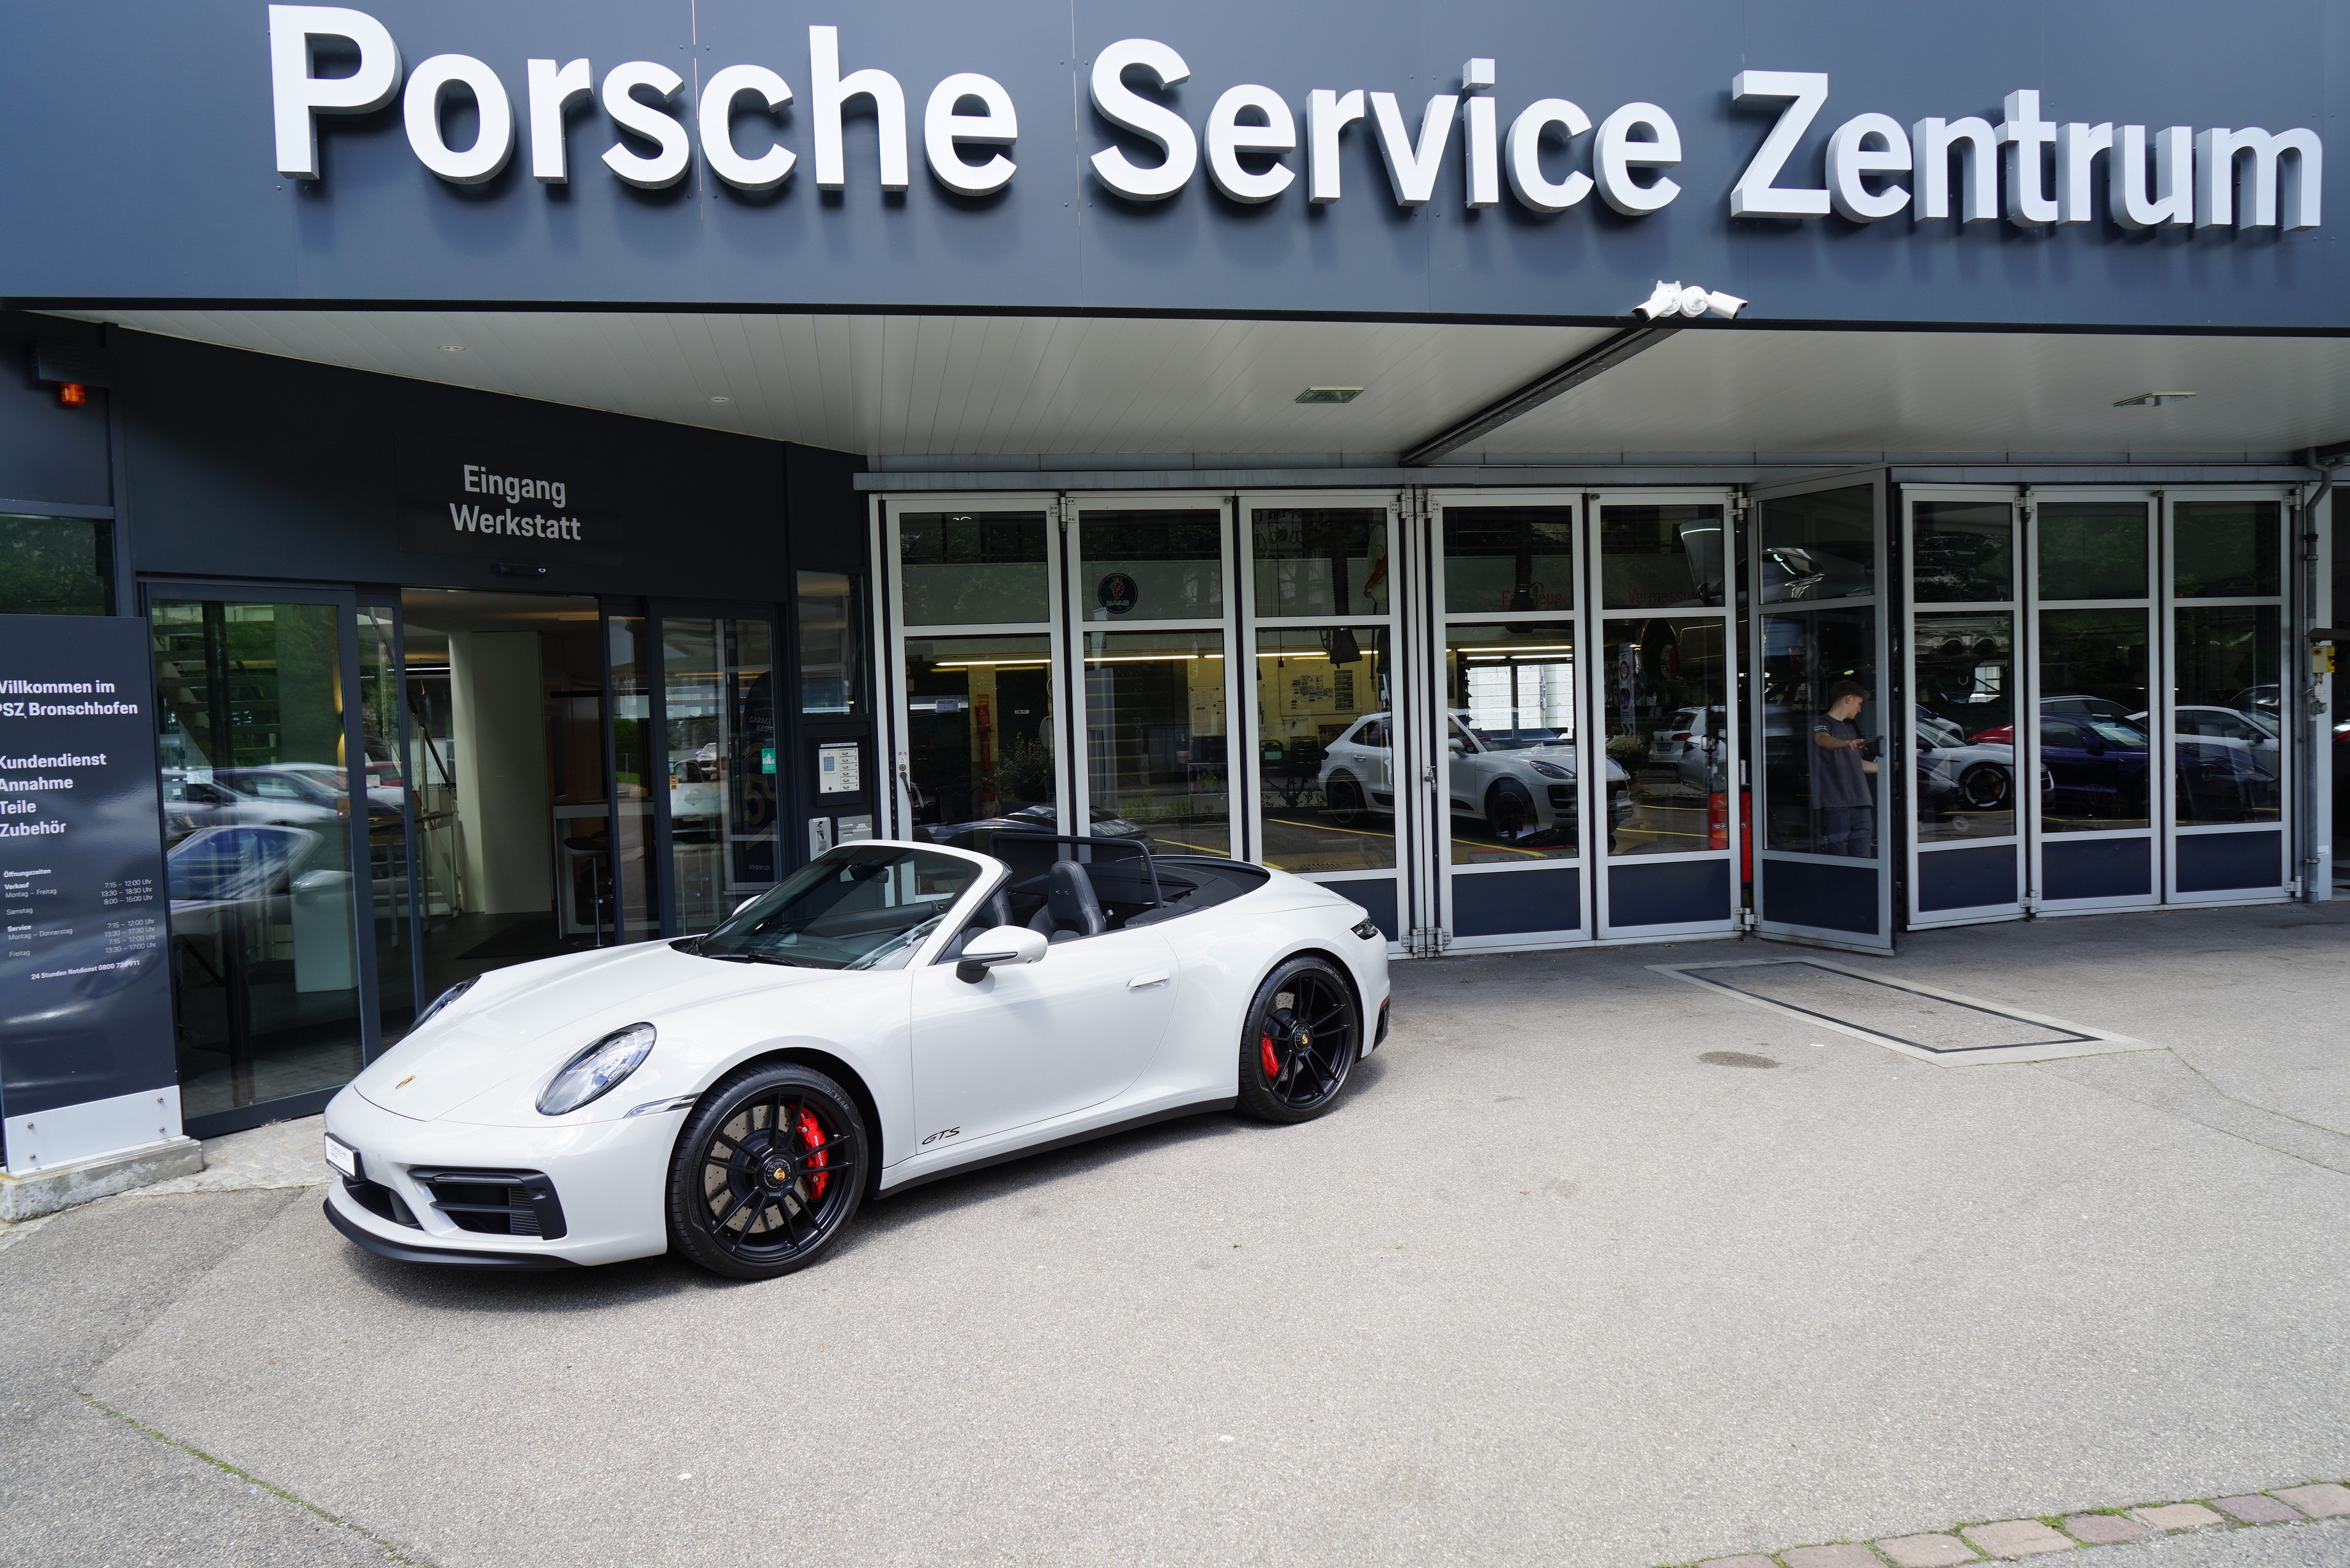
[1045, 859, 1107, 938]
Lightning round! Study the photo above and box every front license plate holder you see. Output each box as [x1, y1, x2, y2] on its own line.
[323, 1134, 361, 1180]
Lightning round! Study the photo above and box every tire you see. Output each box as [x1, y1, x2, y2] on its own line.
[1235, 956, 1361, 1124]
[667, 1062, 867, 1280]
[1957, 763, 2012, 811]
[1324, 773, 1364, 825]
[1486, 781, 1533, 840]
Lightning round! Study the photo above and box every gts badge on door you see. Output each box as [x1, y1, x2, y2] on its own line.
[921, 1126, 961, 1147]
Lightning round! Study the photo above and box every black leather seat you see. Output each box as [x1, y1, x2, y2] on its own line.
[1026, 860, 1107, 942]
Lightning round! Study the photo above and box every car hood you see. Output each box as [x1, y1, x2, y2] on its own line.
[351, 941, 844, 1124]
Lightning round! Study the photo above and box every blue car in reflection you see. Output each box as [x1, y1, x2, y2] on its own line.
[2037, 716, 2151, 822]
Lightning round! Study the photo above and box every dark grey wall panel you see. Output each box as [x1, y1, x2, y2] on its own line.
[0, 315, 113, 511]
[1453, 865, 1579, 937]
[2175, 829, 2283, 893]
[1328, 877, 1399, 940]
[1609, 858, 1730, 928]
[1918, 844, 2017, 913]
[0, 1, 2336, 328]
[2043, 836, 2151, 900]
[1761, 857, 1881, 934]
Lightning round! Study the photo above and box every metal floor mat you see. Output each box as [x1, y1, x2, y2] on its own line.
[1653, 956, 2150, 1064]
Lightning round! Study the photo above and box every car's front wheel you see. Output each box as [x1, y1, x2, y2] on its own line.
[667, 1062, 866, 1280]
[1235, 956, 1361, 1124]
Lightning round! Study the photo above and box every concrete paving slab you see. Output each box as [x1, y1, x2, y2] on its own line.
[2062, 1514, 2149, 1543]
[2132, 1504, 2227, 1532]
[2270, 1483, 2350, 1518]
[1878, 1533, 1981, 1565]
[2064, 1517, 2350, 1565]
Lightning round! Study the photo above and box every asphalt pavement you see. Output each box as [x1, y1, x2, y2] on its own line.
[8, 900, 2349, 1568]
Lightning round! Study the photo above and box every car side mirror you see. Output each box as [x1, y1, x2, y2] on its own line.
[956, 924, 1048, 983]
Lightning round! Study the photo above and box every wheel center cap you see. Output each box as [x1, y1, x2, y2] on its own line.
[763, 1157, 794, 1189]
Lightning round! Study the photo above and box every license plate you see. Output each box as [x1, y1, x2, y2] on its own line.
[322, 1135, 359, 1179]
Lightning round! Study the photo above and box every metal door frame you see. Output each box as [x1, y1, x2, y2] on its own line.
[1900, 485, 2028, 929]
[1235, 488, 1415, 952]
[1062, 492, 1245, 864]
[2158, 486, 2295, 905]
[1425, 487, 1589, 951]
[1588, 486, 1745, 942]
[646, 598, 790, 933]
[1745, 471, 1895, 952]
[2024, 487, 2164, 914]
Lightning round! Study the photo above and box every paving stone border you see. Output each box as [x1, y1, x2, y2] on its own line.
[1674, 1479, 2350, 1567]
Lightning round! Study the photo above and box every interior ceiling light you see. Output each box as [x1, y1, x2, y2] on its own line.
[708, 394, 731, 403]
[1296, 386, 1363, 404]
[2114, 390, 2195, 407]
[437, 343, 466, 352]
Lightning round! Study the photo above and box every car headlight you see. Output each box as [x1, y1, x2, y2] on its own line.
[536, 1023, 658, 1116]
[1528, 760, 1571, 780]
[413, 976, 478, 1031]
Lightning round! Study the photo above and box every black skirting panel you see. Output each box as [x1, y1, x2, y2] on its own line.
[1918, 844, 2018, 912]
[1759, 856, 1881, 935]
[1608, 858, 1731, 929]
[2175, 829, 2283, 893]
[1326, 877, 1399, 940]
[2042, 836, 2150, 901]
[1453, 864, 1581, 937]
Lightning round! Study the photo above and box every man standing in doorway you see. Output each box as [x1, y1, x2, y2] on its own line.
[1812, 679, 1877, 856]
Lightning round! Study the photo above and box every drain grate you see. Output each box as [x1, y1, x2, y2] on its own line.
[1654, 956, 2141, 1062]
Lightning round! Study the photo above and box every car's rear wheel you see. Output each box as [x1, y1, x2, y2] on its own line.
[667, 1062, 866, 1280]
[1486, 781, 1533, 840]
[1236, 956, 1360, 1124]
[1324, 773, 1365, 825]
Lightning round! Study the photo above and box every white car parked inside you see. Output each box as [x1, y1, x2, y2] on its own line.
[322, 837, 1390, 1279]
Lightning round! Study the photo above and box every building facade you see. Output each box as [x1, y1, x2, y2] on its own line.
[0, 0, 2341, 1173]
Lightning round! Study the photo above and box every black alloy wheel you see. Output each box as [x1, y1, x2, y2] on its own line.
[1235, 956, 1361, 1124]
[1957, 763, 2013, 811]
[1487, 783, 1532, 840]
[1324, 774, 1365, 825]
[667, 1062, 867, 1280]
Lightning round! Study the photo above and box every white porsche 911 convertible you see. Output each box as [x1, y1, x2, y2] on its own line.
[322, 836, 1390, 1279]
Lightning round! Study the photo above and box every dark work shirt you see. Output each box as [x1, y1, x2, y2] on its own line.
[1812, 715, 1872, 807]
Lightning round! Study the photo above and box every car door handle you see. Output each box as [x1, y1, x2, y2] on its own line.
[1127, 972, 1169, 990]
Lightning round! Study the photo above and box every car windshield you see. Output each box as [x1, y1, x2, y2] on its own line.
[696, 844, 982, 970]
[2087, 720, 2148, 748]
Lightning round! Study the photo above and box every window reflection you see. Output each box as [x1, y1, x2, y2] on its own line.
[1911, 501, 2014, 604]
[1255, 626, 1392, 873]
[900, 512, 1050, 626]
[1759, 485, 1876, 603]
[1441, 508, 1574, 614]
[1601, 617, 1729, 856]
[2036, 608, 2152, 833]
[0, 513, 112, 614]
[797, 571, 860, 716]
[1913, 613, 2017, 842]
[2038, 504, 2148, 601]
[1252, 509, 1390, 618]
[906, 634, 1056, 843]
[1083, 630, 1228, 857]
[1080, 510, 1224, 621]
[2171, 606, 2280, 825]
[665, 617, 778, 935]
[1758, 608, 1877, 857]
[2172, 502, 2280, 599]
[1444, 626, 1587, 864]
[1600, 506, 1724, 609]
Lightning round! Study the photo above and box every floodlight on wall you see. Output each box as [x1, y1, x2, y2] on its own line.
[1634, 280, 1746, 320]
[2113, 390, 2196, 408]
[1296, 386, 1364, 403]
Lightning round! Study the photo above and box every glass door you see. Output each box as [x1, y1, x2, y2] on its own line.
[147, 585, 378, 1135]
[1241, 494, 1407, 939]
[2027, 494, 2160, 911]
[1430, 493, 1586, 948]
[1069, 498, 1239, 860]
[1904, 490, 2026, 926]
[658, 612, 781, 933]
[1748, 476, 1891, 950]
[884, 499, 1066, 844]
[1591, 491, 1742, 940]
[2163, 494, 2289, 901]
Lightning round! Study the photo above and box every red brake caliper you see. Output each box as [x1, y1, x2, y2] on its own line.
[1260, 1031, 1282, 1080]
[798, 1107, 830, 1199]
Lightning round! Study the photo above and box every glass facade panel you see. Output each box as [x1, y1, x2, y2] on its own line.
[1082, 629, 1229, 857]
[1079, 509, 1224, 621]
[2036, 608, 2153, 833]
[1914, 612, 2017, 842]
[2172, 605, 2280, 825]
[797, 569, 860, 715]
[607, 615, 658, 935]
[1759, 485, 1876, 603]
[1757, 608, 1878, 857]
[1255, 626, 1393, 873]
[151, 598, 361, 1121]
[1252, 509, 1390, 618]
[1912, 501, 2015, 603]
[2173, 501, 2280, 598]
[899, 511, 1050, 626]
[1441, 507, 1575, 614]
[905, 633, 1055, 841]
[1444, 625, 1583, 864]
[0, 513, 111, 614]
[2038, 503, 2149, 600]
[1600, 616, 1729, 856]
[665, 617, 779, 935]
[355, 606, 415, 1041]
[1599, 505, 1725, 610]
